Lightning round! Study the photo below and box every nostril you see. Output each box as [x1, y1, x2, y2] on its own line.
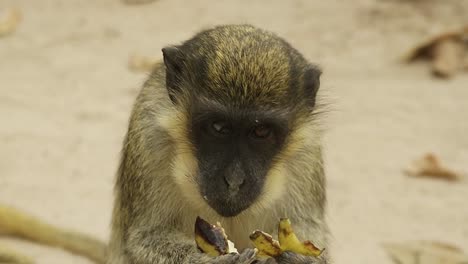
[238, 178, 245, 189]
[224, 175, 244, 191]
[224, 162, 245, 192]
[223, 176, 230, 188]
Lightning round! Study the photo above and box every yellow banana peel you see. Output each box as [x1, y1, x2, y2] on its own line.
[195, 216, 323, 259]
[194, 217, 237, 256]
[249, 230, 282, 257]
[249, 218, 323, 258]
[278, 218, 322, 257]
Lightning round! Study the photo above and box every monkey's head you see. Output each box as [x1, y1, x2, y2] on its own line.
[160, 25, 321, 217]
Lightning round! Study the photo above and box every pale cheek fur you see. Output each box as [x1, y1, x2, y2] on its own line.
[171, 144, 204, 207]
[251, 161, 288, 213]
[157, 107, 210, 211]
[253, 120, 322, 212]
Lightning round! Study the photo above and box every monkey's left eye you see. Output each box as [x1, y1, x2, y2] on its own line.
[250, 125, 273, 139]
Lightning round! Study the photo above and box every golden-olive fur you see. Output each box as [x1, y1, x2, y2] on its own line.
[109, 25, 329, 264]
[0, 204, 107, 263]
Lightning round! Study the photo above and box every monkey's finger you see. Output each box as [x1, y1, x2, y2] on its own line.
[212, 248, 256, 264]
[253, 257, 278, 264]
[274, 251, 322, 264]
[235, 248, 257, 264]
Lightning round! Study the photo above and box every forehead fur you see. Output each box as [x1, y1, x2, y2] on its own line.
[179, 25, 306, 108]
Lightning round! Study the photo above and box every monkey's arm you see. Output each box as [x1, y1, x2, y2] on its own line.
[0, 204, 107, 264]
[124, 225, 257, 264]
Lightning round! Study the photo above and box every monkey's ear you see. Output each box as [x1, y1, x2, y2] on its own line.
[162, 46, 185, 103]
[303, 65, 322, 107]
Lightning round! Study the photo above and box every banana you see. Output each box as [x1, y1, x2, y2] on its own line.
[194, 217, 237, 257]
[249, 218, 323, 258]
[249, 230, 281, 257]
[195, 217, 323, 259]
[278, 218, 322, 257]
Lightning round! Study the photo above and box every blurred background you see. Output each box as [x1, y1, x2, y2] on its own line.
[1, 0, 467, 263]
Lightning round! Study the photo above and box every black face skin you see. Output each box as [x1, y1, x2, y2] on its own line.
[190, 104, 290, 217]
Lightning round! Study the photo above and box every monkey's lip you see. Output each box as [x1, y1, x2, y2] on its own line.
[212, 205, 246, 217]
[206, 198, 251, 217]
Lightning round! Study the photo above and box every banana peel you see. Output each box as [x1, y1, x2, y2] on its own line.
[249, 231, 281, 257]
[195, 216, 323, 259]
[250, 218, 323, 258]
[278, 218, 322, 257]
[194, 217, 237, 257]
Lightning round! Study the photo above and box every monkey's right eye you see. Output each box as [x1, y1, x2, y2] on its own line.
[209, 120, 232, 136]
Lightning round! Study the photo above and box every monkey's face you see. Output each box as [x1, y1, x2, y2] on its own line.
[161, 25, 322, 217]
[190, 108, 289, 217]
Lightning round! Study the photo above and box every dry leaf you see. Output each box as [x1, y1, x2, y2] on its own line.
[403, 26, 468, 78]
[383, 241, 468, 264]
[464, 53, 468, 71]
[128, 54, 159, 73]
[122, 0, 157, 5]
[404, 153, 461, 182]
[0, 8, 21, 37]
[431, 38, 464, 78]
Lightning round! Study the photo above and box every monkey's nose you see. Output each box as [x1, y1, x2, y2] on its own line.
[224, 176, 244, 192]
[224, 162, 246, 193]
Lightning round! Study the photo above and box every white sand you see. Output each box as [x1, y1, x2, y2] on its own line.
[1, 0, 467, 263]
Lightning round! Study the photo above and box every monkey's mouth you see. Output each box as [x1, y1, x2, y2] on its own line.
[210, 201, 250, 217]
[203, 193, 256, 217]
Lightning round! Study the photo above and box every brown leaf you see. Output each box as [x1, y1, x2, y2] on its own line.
[128, 54, 160, 73]
[404, 153, 461, 182]
[431, 39, 464, 78]
[122, 0, 157, 5]
[383, 241, 468, 264]
[463, 52, 468, 72]
[0, 8, 21, 37]
[403, 25, 468, 78]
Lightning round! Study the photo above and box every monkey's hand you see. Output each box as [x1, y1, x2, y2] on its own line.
[252, 257, 278, 264]
[205, 248, 257, 264]
[125, 226, 258, 264]
[275, 251, 327, 264]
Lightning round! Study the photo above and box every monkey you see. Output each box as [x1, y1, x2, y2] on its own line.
[0, 204, 106, 263]
[0, 243, 34, 264]
[0, 24, 330, 264]
[107, 24, 330, 264]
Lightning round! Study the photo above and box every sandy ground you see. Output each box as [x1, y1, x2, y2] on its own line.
[1, 0, 468, 263]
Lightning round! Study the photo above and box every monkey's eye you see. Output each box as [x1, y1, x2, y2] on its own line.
[250, 125, 273, 139]
[210, 120, 232, 136]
